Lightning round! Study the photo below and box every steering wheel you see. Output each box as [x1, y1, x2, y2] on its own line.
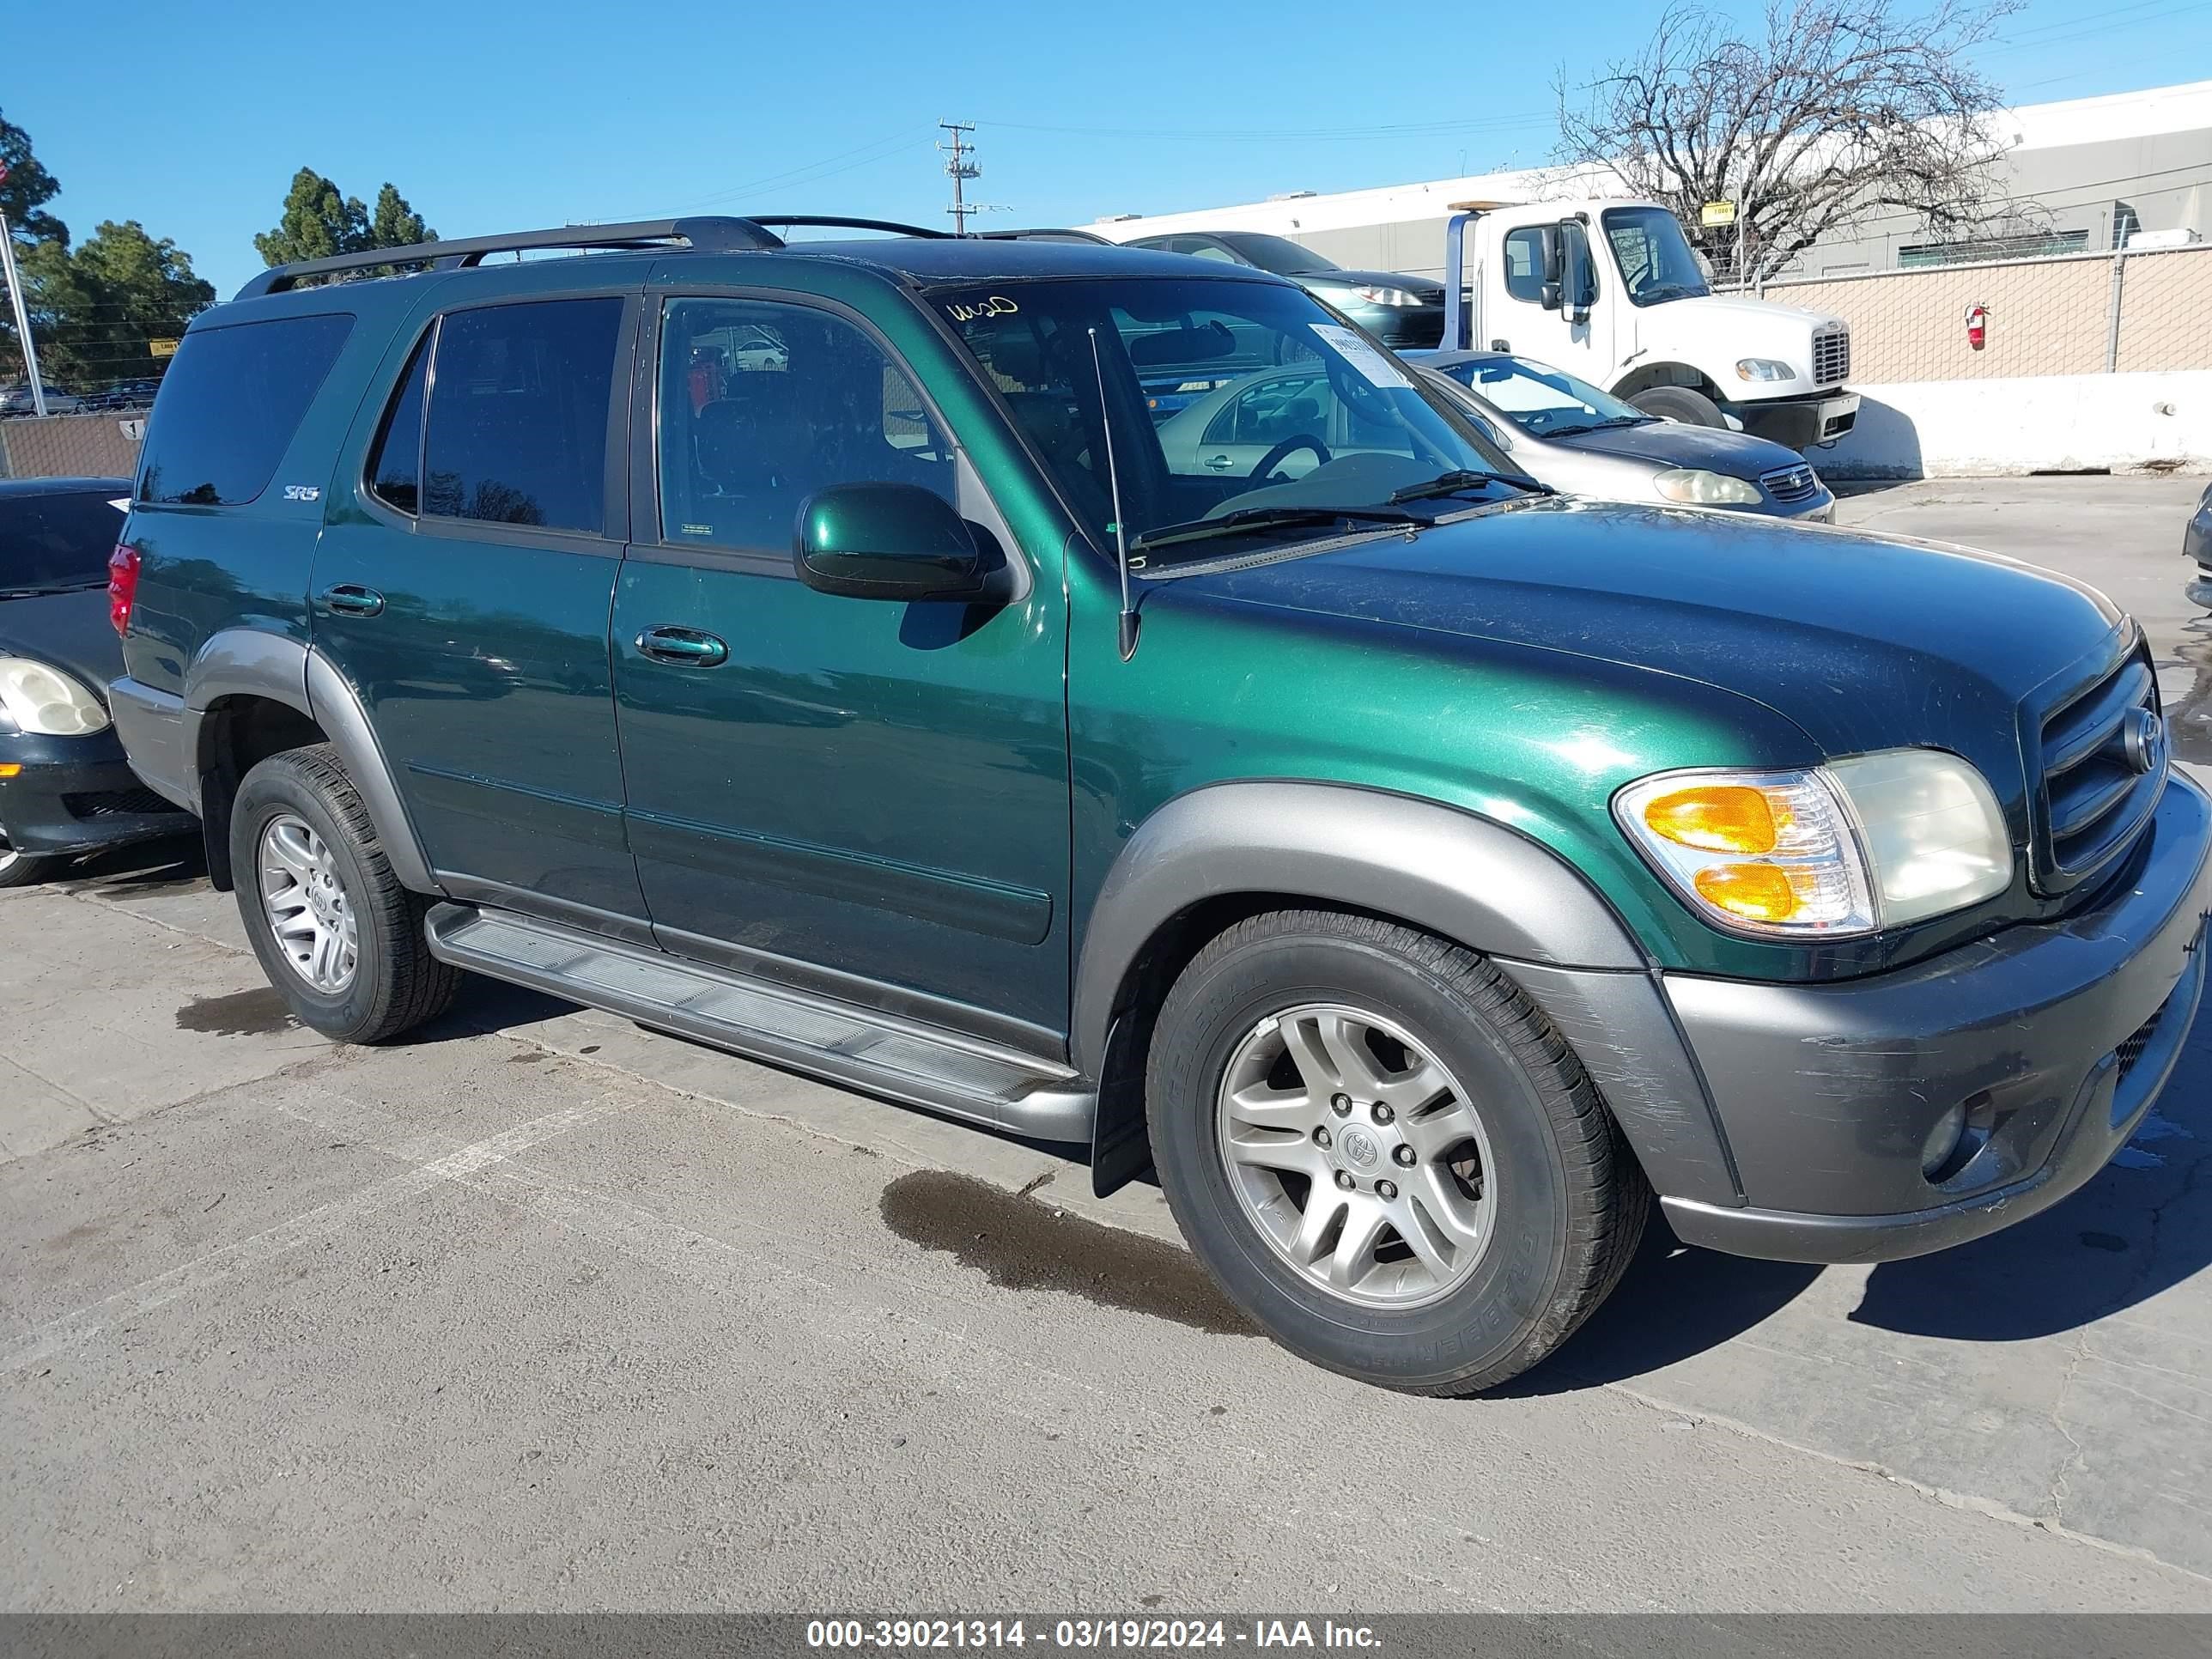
[1250, 435, 1330, 480]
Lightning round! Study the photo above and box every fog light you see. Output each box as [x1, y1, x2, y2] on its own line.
[1920, 1101, 1968, 1179]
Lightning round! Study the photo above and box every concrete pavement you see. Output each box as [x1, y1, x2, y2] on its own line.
[3, 476, 2209, 1611]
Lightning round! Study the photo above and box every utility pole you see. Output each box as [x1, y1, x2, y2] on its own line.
[939, 120, 979, 235]
[0, 165, 52, 418]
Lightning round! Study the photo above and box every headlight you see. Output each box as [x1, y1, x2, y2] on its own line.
[1735, 357, 1795, 381]
[1615, 750, 2010, 939]
[0, 657, 111, 736]
[1654, 468, 1762, 506]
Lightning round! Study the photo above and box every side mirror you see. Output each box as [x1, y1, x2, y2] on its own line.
[1538, 226, 1564, 310]
[1561, 232, 1595, 321]
[794, 482, 985, 602]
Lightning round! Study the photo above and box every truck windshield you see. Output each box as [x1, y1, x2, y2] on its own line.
[1601, 207, 1712, 307]
[933, 276, 1524, 562]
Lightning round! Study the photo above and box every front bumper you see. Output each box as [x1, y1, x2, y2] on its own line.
[1734, 390, 1860, 451]
[1658, 771, 2212, 1264]
[0, 726, 197, 857]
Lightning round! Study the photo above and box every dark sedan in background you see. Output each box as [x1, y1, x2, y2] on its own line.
[0, 476, 197, 886]
[1407, 349, 1834, 521]
[2186, 479, 2212, 607]
[1121, 229, 1446, 349]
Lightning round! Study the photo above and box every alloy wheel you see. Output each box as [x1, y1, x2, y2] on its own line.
[258, 813, 358, 994]
[1215, 1001, 1496, 1309]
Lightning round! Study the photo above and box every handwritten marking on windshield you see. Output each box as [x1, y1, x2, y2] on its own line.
[945, 295, 1020, 323]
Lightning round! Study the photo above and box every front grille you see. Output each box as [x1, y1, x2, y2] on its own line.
[1759, 463, 1820, 503]
[2029, 642, 2163, 894]
[1812, 326, 1850, 386]
[2114, 1006, 2160, 1084]
[62, 787, 175, 820]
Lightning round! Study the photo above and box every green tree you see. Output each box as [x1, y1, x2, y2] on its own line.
[255, 167, 436, 267]
[9, 222, 215, 386]
[0, 108, 67, 245]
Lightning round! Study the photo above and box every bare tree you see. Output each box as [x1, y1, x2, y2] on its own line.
[1557, 0, 2020, 284]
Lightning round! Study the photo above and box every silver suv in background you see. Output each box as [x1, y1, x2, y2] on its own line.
[1408, 349, 1832, 521]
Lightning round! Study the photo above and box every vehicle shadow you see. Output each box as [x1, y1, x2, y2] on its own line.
[1850, 1006, 2212, 1341]
[1493, 1222, 1822, 1395]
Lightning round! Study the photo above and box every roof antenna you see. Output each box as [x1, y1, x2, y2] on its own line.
[1086, 325, 1140, 660]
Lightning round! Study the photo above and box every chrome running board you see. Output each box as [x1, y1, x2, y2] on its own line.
[424, 903, 1094, 1142]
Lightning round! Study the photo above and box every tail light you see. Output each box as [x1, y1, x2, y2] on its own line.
[108, 544, 142, 637]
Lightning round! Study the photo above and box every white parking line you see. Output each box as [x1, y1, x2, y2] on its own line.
[0, 1098, 629, 1374]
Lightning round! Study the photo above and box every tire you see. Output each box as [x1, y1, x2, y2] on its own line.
[0, 834, 67, 889]
[1628, 385, 1727, 428]
[1146, 909, 1648, 1395]
[229, 744, 459, 1043]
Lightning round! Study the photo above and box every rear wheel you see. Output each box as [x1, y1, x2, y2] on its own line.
[1146, 909, 1646, 1395]
[230, 744, 459, 1043]
[1629, 385, 1726, 428]
[0, 832, 67, 890]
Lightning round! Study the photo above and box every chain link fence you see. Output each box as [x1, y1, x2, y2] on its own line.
[1753, 242, 2212, 383]
[0, 412, 146, 480]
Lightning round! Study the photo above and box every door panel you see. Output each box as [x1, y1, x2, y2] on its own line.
[311, 294, 647, 923]
[612, 294, 1071, 1039]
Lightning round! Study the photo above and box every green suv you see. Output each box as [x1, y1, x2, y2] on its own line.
[107, 216, 2211, 1394]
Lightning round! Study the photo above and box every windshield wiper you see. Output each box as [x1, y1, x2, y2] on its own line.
[0, 580, 104, 599]
[1388, 468, 1550, 503]
[1130, 503, 1428, 556]
[1544, 416, 1653, 438]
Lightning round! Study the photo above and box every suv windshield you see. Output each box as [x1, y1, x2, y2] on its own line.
[0, 488, 125, 593]
[936, 276, 1521, 562]
[1433, 356, 1652, 439]
[1214, 234, 1339, 276]
[1602, 207, 1712, 307]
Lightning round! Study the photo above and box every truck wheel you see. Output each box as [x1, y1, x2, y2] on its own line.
[1629, 386, 1726, 428]
[1146, 909, 1647, 1394]
[229, 744, 459, 1044]
[0, 833, 67, 889]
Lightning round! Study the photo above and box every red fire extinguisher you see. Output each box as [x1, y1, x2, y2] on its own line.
[1965, 303, 1989, 351]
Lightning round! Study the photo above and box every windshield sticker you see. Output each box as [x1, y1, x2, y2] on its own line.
[944, 295, 1020, 323]
[1310, 324, 1411, 390]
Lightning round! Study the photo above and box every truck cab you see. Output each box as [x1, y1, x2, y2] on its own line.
[1443, 198, 1859, 451]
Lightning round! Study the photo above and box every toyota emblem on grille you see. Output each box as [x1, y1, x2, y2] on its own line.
[2124, 708, 2168, 775]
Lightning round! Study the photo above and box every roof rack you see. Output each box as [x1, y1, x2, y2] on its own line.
[744, 215, 951, 240]
[234, 216, 785, 300]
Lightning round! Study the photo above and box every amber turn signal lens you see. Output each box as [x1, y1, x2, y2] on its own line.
[1642, 785, 1779, 854]
[0, 763, 20, 778]
[1692, 862, 1801, 922]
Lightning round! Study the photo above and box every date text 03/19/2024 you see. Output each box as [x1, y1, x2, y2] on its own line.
[804, 1620, 1383, 1650]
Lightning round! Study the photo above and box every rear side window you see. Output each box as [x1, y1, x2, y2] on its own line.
[137, 313, 354, 506]
[422, 299, 623, 534]
[0, 489, 127, 590]
[366, 332, 431, 514]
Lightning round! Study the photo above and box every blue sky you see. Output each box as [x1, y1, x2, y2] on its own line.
[11, 0, 2209, 299]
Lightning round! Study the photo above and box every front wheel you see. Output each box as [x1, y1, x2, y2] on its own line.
[1628, 385, 1726, 428]
[230, 744, 459, 1043]
[0, 831, 67, 889]
[1146, 909, 1646, 1395]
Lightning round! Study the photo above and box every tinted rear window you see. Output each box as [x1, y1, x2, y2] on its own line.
[137, 313, 354, 506]
[0, 490, 127, 591]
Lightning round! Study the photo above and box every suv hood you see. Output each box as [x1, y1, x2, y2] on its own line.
[1165, 497, 2119, 780]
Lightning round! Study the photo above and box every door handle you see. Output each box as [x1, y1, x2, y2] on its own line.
[320, 584, 385, 617]
[1204, 454, 1235, 471]
[635, 625, 729, 668]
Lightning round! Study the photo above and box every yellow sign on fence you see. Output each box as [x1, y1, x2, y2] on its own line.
[148, 338, 179, 359]
[1699, 201, 1737, 228]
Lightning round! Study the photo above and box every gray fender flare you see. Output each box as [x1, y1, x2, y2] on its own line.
[1073, 780, 1742, 1207]
[181, 629, 440, 894]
